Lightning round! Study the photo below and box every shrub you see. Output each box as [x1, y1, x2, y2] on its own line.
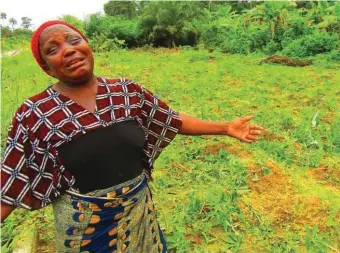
[201, 23, 251, 54]
[327, 49, 340, 62]
[282, 31, 338, 58]
[220, 29, 250, 54]
[281, 20, 314, 48]
[86, 14, 142, 48]
[89, 33, 125, 52]
[248, 25, 272, 52]
[263, 40, 281, 55]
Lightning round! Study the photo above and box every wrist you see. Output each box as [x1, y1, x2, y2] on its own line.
[221, 122, 230, 136]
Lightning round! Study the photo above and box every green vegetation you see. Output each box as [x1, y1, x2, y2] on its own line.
[2, 1, 339, 58]
[1, 47, 339, 252]
[1, 1, 339, 252]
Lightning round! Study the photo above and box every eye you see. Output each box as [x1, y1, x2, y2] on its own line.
[47, 46, 58, 55]
[69, 37, 81, 45]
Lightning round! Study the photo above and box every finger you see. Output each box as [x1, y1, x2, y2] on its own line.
[251, 125, 265, 130]
[241, 138, 253, 143]
[241, 115, 254, 123]
[246, 135, 259, 141]
[250, 130, 262, 135]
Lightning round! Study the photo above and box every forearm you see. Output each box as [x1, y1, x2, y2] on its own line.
[1, 203, 15, 222]
[178, 112, 229, 136]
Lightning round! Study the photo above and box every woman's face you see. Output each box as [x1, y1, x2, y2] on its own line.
[39, 24, 94, 85]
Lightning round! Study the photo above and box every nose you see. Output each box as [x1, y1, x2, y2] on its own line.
[63, 45, 76, 58]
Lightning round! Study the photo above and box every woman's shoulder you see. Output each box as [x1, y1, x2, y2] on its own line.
[13, 87, 53, 120]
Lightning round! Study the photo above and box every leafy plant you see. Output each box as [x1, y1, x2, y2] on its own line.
[304, 225, 336, 253]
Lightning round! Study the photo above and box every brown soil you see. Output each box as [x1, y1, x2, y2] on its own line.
[152, 48, 183, 56]
[208, 58, 216, 65]
[36, 228, 56, 253]
[320, 113, 336, 123]
[172, 74, 185, 78]
[224, 72, 243, 86]
[244, 161, 296, 226]
[201, 142, 253, 160]
[307, 166, 340, 189]
[260, 55, 313, 67]
[241, 161, 330, 231]
[185, 232, 202, 245]
[262, 130, 284, 142]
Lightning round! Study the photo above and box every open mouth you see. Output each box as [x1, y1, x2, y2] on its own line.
[66, 58, 85, 69]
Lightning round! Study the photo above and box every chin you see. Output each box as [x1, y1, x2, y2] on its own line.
[66, 68, 95, 85]
[64, 73, 94, 86]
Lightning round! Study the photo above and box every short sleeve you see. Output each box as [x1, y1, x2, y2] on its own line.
[1, 109, 40, 210]
[131, 81, 182, 169]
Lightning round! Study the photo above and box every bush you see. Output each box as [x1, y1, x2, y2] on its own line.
[201, 23, 251, 54]
[327, 49, 340, 63]
[282, 31, 338, 58]
[1, 28, 32, 51]
[248, 25, 271, 52]
[178, 22, 200, 47]
[89, 33, 125, 52]
[281, 20, 314, 48]
[86, 14, 142, 48]
[220, 29, 250, 54]
[263, 40, 281, 55]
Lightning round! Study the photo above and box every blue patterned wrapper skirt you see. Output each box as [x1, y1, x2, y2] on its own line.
[52, 172, 167, 253]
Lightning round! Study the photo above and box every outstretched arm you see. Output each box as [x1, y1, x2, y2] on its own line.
[178, 112, 264, 143]
[1, 203, 15, 222]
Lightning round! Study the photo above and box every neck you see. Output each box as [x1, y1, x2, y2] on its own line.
[56, 75, 98, 96]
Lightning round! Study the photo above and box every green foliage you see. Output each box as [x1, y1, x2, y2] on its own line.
[281, 20, 314, 48]
[248, 25, 272, 52]
[2, 3, 340, 250]
[327, 49, 340, 62]
[2, 48, 340, 253]
[104, 0, 137, 18]
[50, 1, 340, 54]
[1, 209, 28, 253]
[89, 33, 125, 53]
[263, 40, 280, 55]
[1, 28, 32, 51]
[140, 2, 201, 47]
[304, 225, 332, 253]
[85, 13, 141, 48]
[59, 15, 85, 33]
[282, 31, 338, 58]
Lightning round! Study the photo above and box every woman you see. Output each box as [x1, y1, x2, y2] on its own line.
[1, 20, 264, 253]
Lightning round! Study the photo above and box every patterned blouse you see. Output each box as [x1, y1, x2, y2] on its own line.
[1, 77, 182, 210]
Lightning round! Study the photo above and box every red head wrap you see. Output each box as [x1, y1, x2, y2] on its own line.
[30, 20, 88, 75]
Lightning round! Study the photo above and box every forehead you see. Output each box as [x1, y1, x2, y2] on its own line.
[39, 24, 80, 45]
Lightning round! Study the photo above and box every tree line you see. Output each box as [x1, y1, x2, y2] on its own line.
[0, 13, 32, 29]
[1, 1, 339, 60]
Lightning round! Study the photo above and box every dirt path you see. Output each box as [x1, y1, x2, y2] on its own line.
[1, 49, 22, 57]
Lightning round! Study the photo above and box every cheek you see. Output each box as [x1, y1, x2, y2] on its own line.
[87, 51, 95, 68]
[44, 56, 58, 68]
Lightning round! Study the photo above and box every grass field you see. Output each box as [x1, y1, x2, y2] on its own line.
[1, 47, 340, 253]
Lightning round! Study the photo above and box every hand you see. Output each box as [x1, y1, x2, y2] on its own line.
[226, 115, 264, 143]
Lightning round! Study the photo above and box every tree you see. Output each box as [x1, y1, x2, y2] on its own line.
[314, 2, 340, 46]
[9, 17, 17, 30]
[59, 15, 85, 33]
[104, 1, 137, 18]
[21, 16, 32, 29]
[141, 2, 201, 47]
[1, 12, 7, 27]
[243, 2, 296, 39]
